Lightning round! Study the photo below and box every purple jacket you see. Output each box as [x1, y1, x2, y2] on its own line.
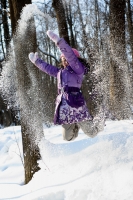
[35, 38, 91, 124]
[35, 39, 85, 88]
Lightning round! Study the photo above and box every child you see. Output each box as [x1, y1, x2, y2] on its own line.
[29, 30, 104, 141]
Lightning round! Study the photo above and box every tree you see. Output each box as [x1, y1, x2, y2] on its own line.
[9, 0, 44, 183]
[0, 0, 14, 127]
[52, 0, 70, 44]
[109, 0, 132, 119]
[1, 0, 10, 52]
[65, 3, 76, 48]
[126, 0, 133, 60]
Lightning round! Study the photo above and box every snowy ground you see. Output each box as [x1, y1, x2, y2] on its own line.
[0, 120, 133, 200]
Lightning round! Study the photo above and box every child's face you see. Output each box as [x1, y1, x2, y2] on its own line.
[61, 56, 69, 68]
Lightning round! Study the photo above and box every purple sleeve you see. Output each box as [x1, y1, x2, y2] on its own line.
[57, 38, 84, 75]
[35, 58, 59, 77]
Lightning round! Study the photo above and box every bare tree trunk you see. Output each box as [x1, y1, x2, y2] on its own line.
[126, 0, 133, 64]
[9, 0, 31, 33]
[75, 0, 86, 47]
[0, 96, 13, 127]
[9, 0, 44, 184]
[52, 0, 70, 44]
[65, 4, 76, 48]
[94, 0, 103, 51]
[94, 0, 99, 52]
[109, 0, 132, 119]
[1, 0, 10, 53]
[0, 0, 14, 127]
[75, 0, 103, 118]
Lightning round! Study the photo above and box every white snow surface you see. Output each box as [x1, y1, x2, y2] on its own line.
[0, 120, 133, 200]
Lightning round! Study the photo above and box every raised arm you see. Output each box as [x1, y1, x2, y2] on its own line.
[29, 52, 59, 78]
[46, 31, 85, 75]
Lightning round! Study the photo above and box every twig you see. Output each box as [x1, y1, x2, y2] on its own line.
[13, 127, 24, 167]
[38, 47, 59, 63]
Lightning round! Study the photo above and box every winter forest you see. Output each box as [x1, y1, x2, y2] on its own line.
[0, 0, 133, 197]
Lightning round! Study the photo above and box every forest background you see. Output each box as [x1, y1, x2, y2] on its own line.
[0, 0, 133, 183]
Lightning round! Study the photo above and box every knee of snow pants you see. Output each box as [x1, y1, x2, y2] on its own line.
[62, 123, 79, 141]
[78, 119, 104, 138]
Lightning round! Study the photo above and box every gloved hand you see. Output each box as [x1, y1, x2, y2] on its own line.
[28, 52, 38, 64]
[46, 30, 60, 43]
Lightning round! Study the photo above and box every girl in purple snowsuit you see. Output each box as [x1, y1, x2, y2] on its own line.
[29, 31, 104, 141]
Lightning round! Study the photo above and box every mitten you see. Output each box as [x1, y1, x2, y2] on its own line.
[46, 30, 60, 43]
[28, 52, 38, 64]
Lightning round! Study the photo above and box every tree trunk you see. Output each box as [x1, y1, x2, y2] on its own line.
[126, 0, 133, 64]
[9, 0, 44, 184]
[0, 96, 13, 128]
[94, 0, 99, 52]
[1, 0, 10, 53]
[75, 0, 103, 118]
[0, 0, 15, 127]
[52, 0, 70, 44]
[109, 0, 131, 119]
[9, 0, 31, 33]
[65, 4, 76, 48]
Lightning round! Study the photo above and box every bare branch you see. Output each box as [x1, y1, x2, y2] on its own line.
[13, 128, 24, 167]
[38, 47, 59, 63]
